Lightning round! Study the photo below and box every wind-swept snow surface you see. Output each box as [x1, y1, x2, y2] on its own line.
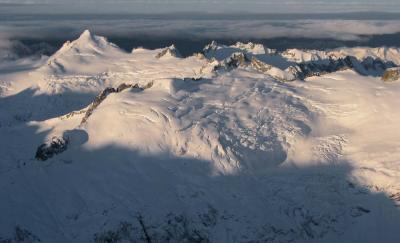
[1, 30, 400, 243]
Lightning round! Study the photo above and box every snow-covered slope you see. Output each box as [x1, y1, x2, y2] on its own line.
[1, 31, 400, 243]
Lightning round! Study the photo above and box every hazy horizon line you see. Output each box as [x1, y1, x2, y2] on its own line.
[1, 2, 400, 15]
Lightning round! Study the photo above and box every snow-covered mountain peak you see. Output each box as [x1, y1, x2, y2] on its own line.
[232, 42, 268, 55]
[51, 30, 120, 59]
[71, 29, 112, 49]
[78, 29, 94, 41]
[281, 48, 330, 63]
[40, 30, 124, 75]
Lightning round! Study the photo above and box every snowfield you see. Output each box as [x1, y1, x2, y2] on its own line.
[0, 30, 400, 243]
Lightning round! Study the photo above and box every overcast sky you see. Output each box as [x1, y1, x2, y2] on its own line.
[1, 0, 400, 13]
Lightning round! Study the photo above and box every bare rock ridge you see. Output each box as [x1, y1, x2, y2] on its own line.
[81, 82, 154, 125]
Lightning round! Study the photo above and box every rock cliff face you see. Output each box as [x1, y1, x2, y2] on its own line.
[382, 67, 400, 82]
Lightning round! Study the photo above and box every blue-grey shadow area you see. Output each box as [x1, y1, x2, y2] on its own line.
[0, 87, 96, 126]
[0, 61, 42, 75]
[1, 127, 399, 243]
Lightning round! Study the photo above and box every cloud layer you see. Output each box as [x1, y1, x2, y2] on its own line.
[1, 14, 400, 60]
[1, 17, 400, 41]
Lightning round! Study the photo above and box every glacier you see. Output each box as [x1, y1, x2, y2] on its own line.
[0, 30, 400, 243]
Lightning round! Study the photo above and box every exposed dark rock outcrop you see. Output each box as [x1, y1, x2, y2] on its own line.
[60, 109, 87, 120]
[212, 52, 250, 72]
[35, 136, 69, 161]
[225, 52, 250, 68]
[250, 57, 298, 82]
[250, 57, 273, 73]
[203, 54, 298, 82]
[0, 225, 41, 243]
[81, 82, 154, 125]
[80, 87, 117, 125]
[382, 67, 400, 82]
[202, 41, 219, 55]
[116, 83, 139, 92]
[155, 45, 182, 59]
[293, 56, 397, 79]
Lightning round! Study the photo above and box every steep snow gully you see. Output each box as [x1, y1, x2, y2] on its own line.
[1, 30, 400, 242]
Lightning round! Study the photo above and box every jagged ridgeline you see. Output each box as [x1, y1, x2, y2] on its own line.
[201, 41, 399, 81]
[36, 30, 400, 81]
[1, 30, 400, 243]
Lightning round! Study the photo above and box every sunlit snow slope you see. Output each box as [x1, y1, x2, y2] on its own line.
[0, 30, 400, 243]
